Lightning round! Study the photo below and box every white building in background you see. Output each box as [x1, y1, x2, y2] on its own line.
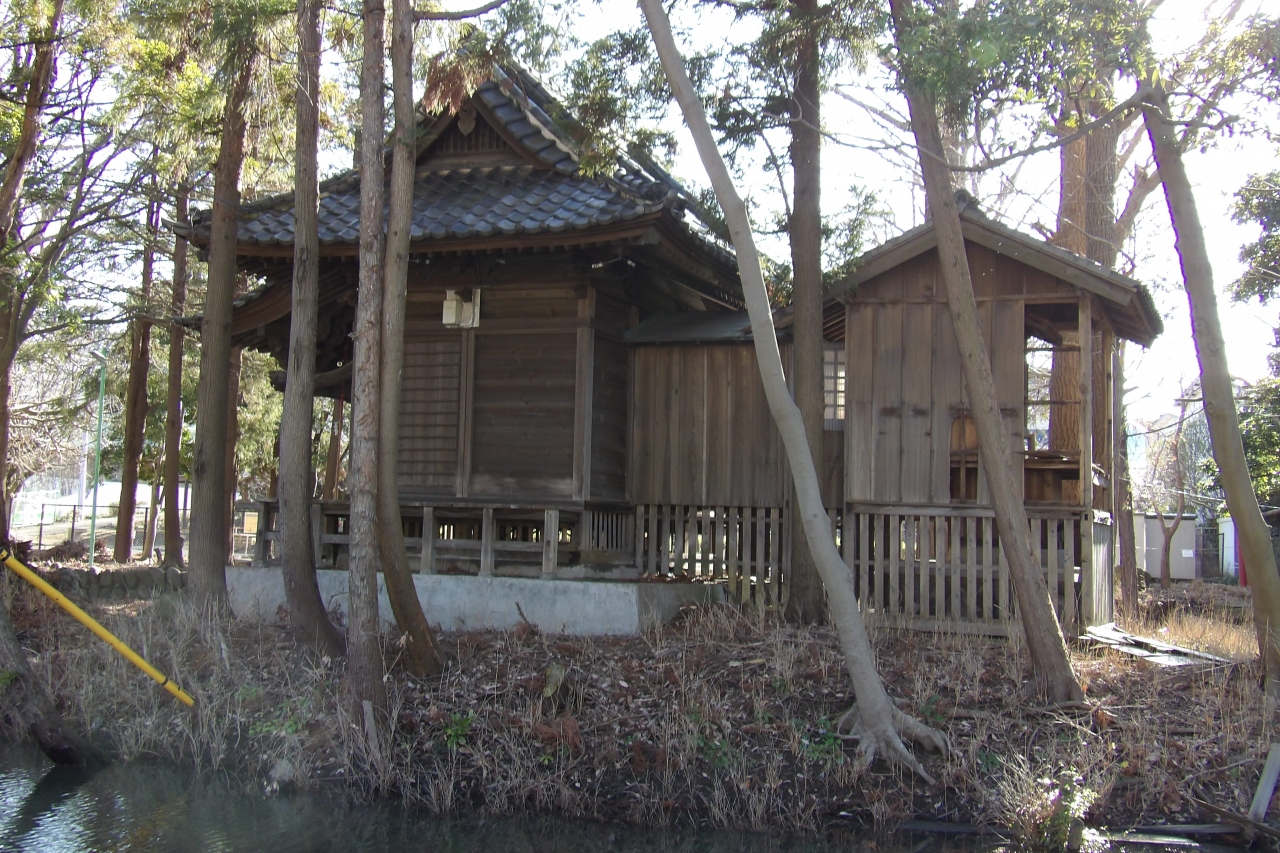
[1219, 516, 1238, 580]
[1134, 511, 1198, 581]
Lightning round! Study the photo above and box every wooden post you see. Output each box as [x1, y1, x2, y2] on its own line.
[572, 288, 596, 500]
[480, 506, 494, 576]
[1078, 301, 1096, 624]
[310, 502, 324, 568]
[253, 500, 268, 566]
[542, 509, 559, 577]
[420, 506, 434, 574]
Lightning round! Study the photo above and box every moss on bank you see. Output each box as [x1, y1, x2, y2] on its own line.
[1, 570, 1275, 840]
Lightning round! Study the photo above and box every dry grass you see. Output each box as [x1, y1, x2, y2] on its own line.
[4, 569, 1278, 837]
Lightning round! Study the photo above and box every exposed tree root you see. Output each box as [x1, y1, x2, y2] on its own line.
[837, 701, 949, 784]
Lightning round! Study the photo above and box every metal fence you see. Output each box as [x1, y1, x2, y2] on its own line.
[12, 503, 259, 565]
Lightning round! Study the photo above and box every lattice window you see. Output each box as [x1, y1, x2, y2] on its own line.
[824, 346, 846, 430]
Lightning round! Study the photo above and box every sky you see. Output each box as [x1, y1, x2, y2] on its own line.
[531, 0, 1278, 428]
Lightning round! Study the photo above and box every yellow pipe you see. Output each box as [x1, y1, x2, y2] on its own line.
[1, 549, 195, 707]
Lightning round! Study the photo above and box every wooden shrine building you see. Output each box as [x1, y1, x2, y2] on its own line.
[175, 65, 1161, 633]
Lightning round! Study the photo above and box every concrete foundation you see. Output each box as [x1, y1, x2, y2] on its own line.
[227, 567, 720, 636]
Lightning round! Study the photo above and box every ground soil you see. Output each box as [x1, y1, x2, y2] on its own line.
[3, 565, 1276, 844]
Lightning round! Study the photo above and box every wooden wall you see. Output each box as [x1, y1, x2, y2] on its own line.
[629, 343, 844, 508]
[846, 244, 1084, 507]
[390, 264, 638, 504]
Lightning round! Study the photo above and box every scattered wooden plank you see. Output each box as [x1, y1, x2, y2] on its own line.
[1249, 744, 1280, 824]
[1081, 623, 1232, 667]
[1193, 796, 1280, 841]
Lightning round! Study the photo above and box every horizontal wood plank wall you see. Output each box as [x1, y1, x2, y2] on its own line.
[591, 335, 629, 501]
[470, 330, 577, 497]
[629, 343, 790, 508]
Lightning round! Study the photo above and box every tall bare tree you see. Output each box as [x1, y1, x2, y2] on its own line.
[163, 187, 189, 567]
[377, 0, 445, 676]
[115, 193, 160, 562]
[188, 54, 256, 606]
[1141, 86, 1280, 692]
[641, 0, 947, 779]
[888, 0, 1081, 702]
[278, 0, 345, 657]
[348, 0, 390, 737]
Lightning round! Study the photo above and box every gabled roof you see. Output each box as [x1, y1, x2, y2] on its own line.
[830, 207, 1164, 347]
[172, 64, 734, 269]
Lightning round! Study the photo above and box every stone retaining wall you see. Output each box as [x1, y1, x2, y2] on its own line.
[41, 566, 188, 603]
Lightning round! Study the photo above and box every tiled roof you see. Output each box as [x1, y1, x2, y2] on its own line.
[228, 164, 670, 248]
[179, 66, 726, 257]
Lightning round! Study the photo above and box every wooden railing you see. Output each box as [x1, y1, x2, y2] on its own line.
[841, 506, 1090, 634]
[249, 500, 639, 577]
[634, 505, 788, 608]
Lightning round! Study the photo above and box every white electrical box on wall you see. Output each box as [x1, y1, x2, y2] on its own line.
[442, 288, 480, 328]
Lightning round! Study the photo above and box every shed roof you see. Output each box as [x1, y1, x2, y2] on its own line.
[830, 207, 1164, 347]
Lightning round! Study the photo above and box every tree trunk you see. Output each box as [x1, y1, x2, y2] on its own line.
[0, 590, 106, 766]
[783, 0, 826, 625]
[1048, 129, 1086, 500]
[142, 479, 160, 561]
[641, 0, 947, 781]
[224, 346, 241, 560]
[0, 368, 11, 543]
[889, 0, 1081, 703]
[279, 0, 345, 658]
[115, 197, 159, 563]
[188, 57, 255, 606]
[1155, 400, 1188, 590]
[377, 0, 444, 676]
[321, 396, 344, 501]
[348, 0, 389, 728]
[1142, 88, 1280, 692]
[0, 0, 63, 247]
[163, 188, 189, 568]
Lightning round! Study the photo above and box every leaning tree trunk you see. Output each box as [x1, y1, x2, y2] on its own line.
[1142, 89, 1280, 691]
[115, 196, 159, 563]
[348, 0, 389, 733]
[188, 57, 255, 606]
[783, 0, 826, 625]
[223, 346, 242, 560]
[376, 0, 445, 677]
[641, 0, 947, 781]
[0, 0, 62, 247]
[0, 369, 11, 543]
[889, 0, 1081, 703]
[0, 589, 106, 767]
[278, 0, 345, 658]
[163, 187, 189, 568]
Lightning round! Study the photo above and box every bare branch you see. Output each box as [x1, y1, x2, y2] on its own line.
[414, 0, 510, 21]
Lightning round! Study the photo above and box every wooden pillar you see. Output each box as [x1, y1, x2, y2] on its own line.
[1078, 300, 1096, 623]
[420, 505, 435, 574]
[310, 501, 323, 568]
[253, 500, 269, 566]
[542, 509, 559, 577]
[572, 287, 596, 501]
[456, 328, 475, 498]
[479, 506, 494, 576]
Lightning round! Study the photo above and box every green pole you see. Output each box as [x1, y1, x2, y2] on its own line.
[88, 352, 107, 569]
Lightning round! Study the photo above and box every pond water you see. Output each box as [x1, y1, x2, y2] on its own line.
[0, 745, 960, 853]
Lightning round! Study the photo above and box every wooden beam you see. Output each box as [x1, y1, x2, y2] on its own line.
[572, 287, 596, 500]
